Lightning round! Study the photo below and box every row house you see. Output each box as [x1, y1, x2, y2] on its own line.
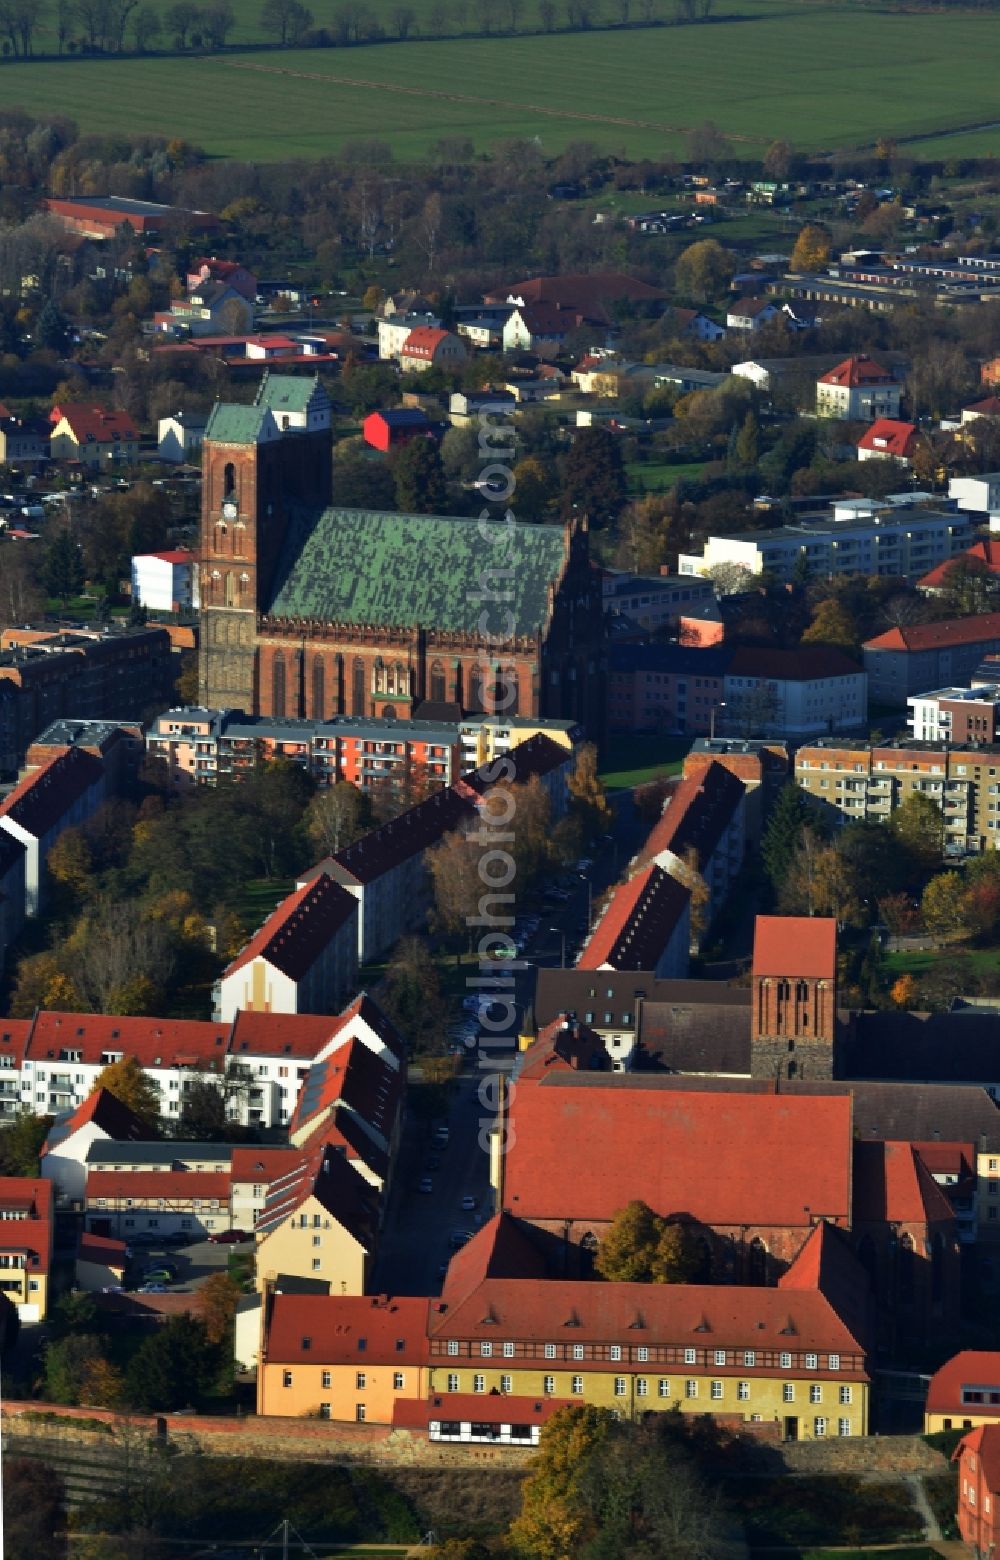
[795, 737, 1000, 854]
[0, 1177, 53, 1322]
[255, 1142, 379, 1297]
[215, 873, 360, 1023]
[634, 760, 746, 949]
[40, 1087, 148, 1204]
[257, 1215, 871, 1441]
[4, 994, 404, 1132]
[576, 867, 691, 981]
[0, 743, 112, 915]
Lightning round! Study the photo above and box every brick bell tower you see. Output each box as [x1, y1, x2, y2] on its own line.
[750, 914, 839, 1082]
[198, 374, 332, 711]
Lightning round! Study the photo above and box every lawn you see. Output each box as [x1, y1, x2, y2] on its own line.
[729, 1473, 922, 1548]
[884, 945, 1000, 980]
[599, 732, 690, 788]
[8, 5, 1000, 160]
[229, 876, 294, 932]
[627, 460, 708, 493]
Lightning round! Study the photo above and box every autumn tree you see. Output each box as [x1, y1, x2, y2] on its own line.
[890, 973, 917, 1008]
[595, 1200, 700, 1284]
[46, 828, 94, 908]
[789, 223, 832, 273]
[567, 743, 612, 842]
[509, 1405, 615, 1560]
[561, 426, 628, 529]
[511, 455, 557, 522]
[91, 1057, 160, 1131]
[377, 935, 449, 1054]
[0, 1112, 48, 1176]
[763, 138, 793, 179]
[391, 436, 447, 514]
[801, 598, 862, 656]
[428, 829, 482, 945]
[920, 871, 966, 939]
[197, 1271, 244, 1344]
[891, 791, 944, 873]
[673, 237, 734, 303]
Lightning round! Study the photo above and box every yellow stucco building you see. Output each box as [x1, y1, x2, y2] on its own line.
[255, 1145, 377, 1297]
[0, 1178, 53, 1323]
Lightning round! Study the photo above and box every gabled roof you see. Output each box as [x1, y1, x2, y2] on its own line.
[726, 645, 862, 681]
[729, 296, 776, 318]
[51, 404, 139, 443]
[86, 1169, 230, 1201]
[577, 864, 690, 971]
[0, 1178, 52, 1220]
[818, 353, 894, 387]
[264, 1290, 430, 1365]
[0, 745, 104, 840]
[635, 760, 744, 874]
[78, 1231, 127, 1268]
[27, 1010, 229, 1070]
[964, 395, 1000, 417]
[229, 1146, 301, 1184]
[322, 786, 475, 887]
[42, 1088, 148, 1158]
[491, 271, 665, 322]
[288, 1036, 402, 1148]
[928, 1350, 1000, 1416]
[864, 612, 1000, 653]
[503, 1083, 853, 1227]
[227, 1010, 343, 1060]
[852, 1140, 957, 1226]
[222, 873, 357, 981]
[365, 408, 431, 428]
[256, 1141, 378, 1249]
[441, 1212, 548, 1308]
[267, 509, 572, 636]
[776, 1219, 872, 1347]
[401, 327, 450, 356]
[255, 371, 323, 415]
[857, 418, 918, 456]
[918, 540, 1000, 590]
[753, 915, 836, 979]
[955, 1424, 1000, 1490]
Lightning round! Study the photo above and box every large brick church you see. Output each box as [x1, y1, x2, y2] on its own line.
[198, 373, 605, 732]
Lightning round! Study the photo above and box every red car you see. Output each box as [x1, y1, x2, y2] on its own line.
[208, 1229, 250, 1244]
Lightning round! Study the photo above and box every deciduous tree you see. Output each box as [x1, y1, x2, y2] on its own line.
[790, 223, 832, 273]
[509, 1405, 615, 1560]
[920, 871, 966, 939]
[197, 1271, 244, 1344]
[673, 237, 733, 303]
[91, 1056, 160, 1130]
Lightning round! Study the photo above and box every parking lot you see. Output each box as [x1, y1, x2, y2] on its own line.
[121, 1235, 252, 1295]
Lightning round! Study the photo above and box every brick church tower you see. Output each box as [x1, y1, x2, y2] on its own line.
[750, 915, 839, 1081]
[198, 374, 332, 710]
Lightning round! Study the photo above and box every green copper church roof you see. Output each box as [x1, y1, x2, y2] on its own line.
[204, 402, 268, 444]
[267, 508, 569, 637]
[256, 373, 319, 414]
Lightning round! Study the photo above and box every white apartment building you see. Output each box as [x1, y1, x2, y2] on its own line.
[377, 312, 440, 361]
[131, 549, 198, 613]
[678, 506, 973, 585]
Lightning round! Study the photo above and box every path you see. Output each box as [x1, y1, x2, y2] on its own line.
[906, 1472, 944, 1544]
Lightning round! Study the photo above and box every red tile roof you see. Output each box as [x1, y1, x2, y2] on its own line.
[0, 1178, 52, 1220]
[265, 1291, 430, 1365]
[864, 611, 1000, 653]
[0, 746, 104, 839]
[227, 1010, 345, 1060]
[0, 1218, 50, 1272]
[852, 1140, 956, 1225]
[818, 353, 894, 387]
[27, 1010, 229, 1070]
[51, 404, 139, 443]
[42, 1088, 148, 1158]
[964, 395, 1000, 417]
[777, 1220, 873, 1347]
[856, 418, 918, 457]
[577, 864, 689, 971]
[289, 1035, 402, 1149]
[78, 1232, 127, 1268]
[753, 915, 836, 979]
[441, 1213, 548, 1308]
[222, 873, 357, 981]
[955, 1424, 1000, 1490]
[402, 327, 451, 357]
[256, 1141, 378, 1249]
[490, 271, 665, 323]
[635, 760, 744, 874]
[503, 1082, 853, 1227]
[918, 540, 1000, 590]
[144, 549, 196, 565]
[927, 1351, 1000, 1417]
[229, 1146, 302, 1184]
[393, 1393, 572, 1428]
[86, 1170, 231, 1202]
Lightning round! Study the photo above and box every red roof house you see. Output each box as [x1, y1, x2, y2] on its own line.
[577, 864, 690, 977]
[753, 915, 836, 980]
[856, 418, 919, 464]
[955, 1424, 1000, 1552]
[917, 539, 1000, 592]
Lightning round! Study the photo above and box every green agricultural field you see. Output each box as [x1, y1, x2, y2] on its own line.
[6, 3, 1000, 161]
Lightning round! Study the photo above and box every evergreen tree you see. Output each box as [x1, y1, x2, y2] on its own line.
[43, 527, 85, 604]
[760, 783, 814, 896]
[391, 437, 447, 514]
[35, 299, 73, 354]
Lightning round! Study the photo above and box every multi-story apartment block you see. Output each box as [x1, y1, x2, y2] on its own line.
[795, 737, 1000, 854]
[864, 614, 1000, 706]
[678, 505, 973, 586]
[908, 685, 1000, 744]
[215, 873, 359, 1024]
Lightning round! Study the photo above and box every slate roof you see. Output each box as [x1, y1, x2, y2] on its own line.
[266, 509, 570, 636]
[577, 865, 690, 971]
[531, 969, 747, 1030]
[0, 746, 104, 839]
[222, 873, 357, 981]
[638, 996, 752, 1074]
[848, 1009, 1000, 1085]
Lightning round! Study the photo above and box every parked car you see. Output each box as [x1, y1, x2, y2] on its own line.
[207, 1229, 249, 1244]
[143, 1265, 177, 1284]
[460, 1195, 478, 1212]
[137, 1283, 170, 1294]
[418, 1176, 434, 1194]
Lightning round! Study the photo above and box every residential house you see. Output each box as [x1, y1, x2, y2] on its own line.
[40, 1088, 148, 1205]
[215, 872, 359, 1023]
[667, 307, 726, 342]
[722, 646, 867, 738]
[448, 390, 516, 425]
[602, 570, 715, 633]
[154, 282, 253, 338]
[49, 405, 140, 468]
[230, 1145, 303, 1230]
[918, 538, 1000, 593]
[926, 1351, 1000, 1433]
[377, 312, 441, 361]
[726, 297, 780, 332]
[816, 355, 902, 420]
[487, 271, 665, 319]
[576, 866, 691, 978]
[362, 408, 434, 451]
[157, 411, 208, 463]
[502, 304, 589, 355]
[633, 760, 746, 946]
[287, 1031, 405, 1174]
[681, 737, 789, 845]
[907, 684, 1000, 744]
[0, 1177, 53, 1321]
[0, 743, 111, 914]
[0, 416, 48, 465]
[856, 419, 919, 465]
[954, 1424, 1000, 1552]
[186, 257, 257, 301]
[85, 1169, 234, 1240]
[0, 832, 25, 978]
[254, 1141, 379, 1295]
[131, 548, 198, 613]
[863, 614, 1000, 706]
[961, 394, 1000, 428]
[400, 328, 467, 374]
[607, 644, 729, 736]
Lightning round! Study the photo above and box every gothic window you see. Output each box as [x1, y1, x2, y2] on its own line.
[372, 657, 386, 696]
[503, 665, 519, 716]
[224, 572, 236, 607]
[213, 522, 229, 555]
[468, 665, 484, 714]
[795, 981, 809, 1003]
[897, 1234, 915, 1306]
[352, 659, 365, 716]
[430, 663, 446, 703]
[223, 461, 236, 498]
[272, 654, 286, 718]
[312, 658, 326, 719]
[391, 662, 406, 698]
[747, 1236, 768, 1287]
[580, 1231, 599, 1278]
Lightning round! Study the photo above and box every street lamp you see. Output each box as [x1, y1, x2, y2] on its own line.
[710, 701, 727, 741]
[548, 926, 567, 969]
[578, 872, 592, 929]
